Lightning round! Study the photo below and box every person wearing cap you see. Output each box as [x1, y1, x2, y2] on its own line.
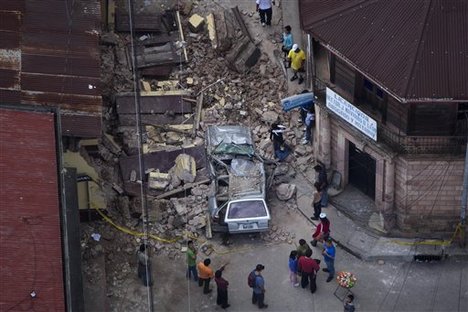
[287, 44, 306, 84]
[311, 213, 331, 247]
[252, 264, 268, 309]
[281, 25, 293, 58]
[256, 0, 274, 27]
[322, 237, 336, 283]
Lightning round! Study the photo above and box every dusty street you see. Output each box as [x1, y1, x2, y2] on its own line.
[79, 1, 468, 311]
[106, 194, 468, 311]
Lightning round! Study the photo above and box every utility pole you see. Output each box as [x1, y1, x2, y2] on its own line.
[460, 142, 468, 247]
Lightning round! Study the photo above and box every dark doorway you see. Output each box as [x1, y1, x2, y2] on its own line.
[348, 141, 376, 199]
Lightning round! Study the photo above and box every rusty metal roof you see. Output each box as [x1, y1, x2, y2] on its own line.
[0, 0, 102, 134]
[0, 107, 65, 311]
[300, 0, 468, 102]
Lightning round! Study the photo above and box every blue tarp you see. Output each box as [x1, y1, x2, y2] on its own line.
[281, 92, 315, 112]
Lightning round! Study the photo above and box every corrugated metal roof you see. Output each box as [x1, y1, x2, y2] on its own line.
[0, 107, 65, 311]
[0, 0, 102, 135]
[300, 0, 468, 102]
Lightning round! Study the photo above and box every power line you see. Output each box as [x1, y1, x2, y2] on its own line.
[127, 0, 154, 310]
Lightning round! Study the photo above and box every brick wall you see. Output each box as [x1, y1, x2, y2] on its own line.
[395, 156, 464, 233]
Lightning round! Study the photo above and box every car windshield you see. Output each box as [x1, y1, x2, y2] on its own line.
[227, 200, 267, 219]
[213, 142, 254, 156]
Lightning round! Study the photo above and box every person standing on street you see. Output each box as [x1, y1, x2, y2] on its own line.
[252, 264, 268, 309]
[297, 249, 320, 293]
[186, 240, 198, 282]
[322, 237, 336, 282]
[311, 213, 331, 246]
[288, 250, 300, 287]
[137, 244, 152, 287]
[302, 107, 315, 145]
[287, 44, 306, 84]
[296, 239, 311, 258]
[215, 268, 230, 309]
[314, 164, 329, 207]
[198, 258, 214, 294]
[281, 25, 293, 58]
[311, 182, 323, 220]
[256, 0, 274, 26]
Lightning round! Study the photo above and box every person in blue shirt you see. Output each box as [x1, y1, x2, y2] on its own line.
[281, 25, 293, 58]
[322, 238, 336, 282]
[252, 264, 268, 309]
[288, 250, 300, 287]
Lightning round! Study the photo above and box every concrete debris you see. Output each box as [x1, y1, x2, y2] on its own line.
[170, 154, 196, 184]
[148, 170, 171, 190]
[188, 14, 205, 33]
[276, 183, 297, 201]
[261, 111, 279, 124]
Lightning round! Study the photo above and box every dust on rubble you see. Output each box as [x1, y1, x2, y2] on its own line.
[82, 0, 315, 310]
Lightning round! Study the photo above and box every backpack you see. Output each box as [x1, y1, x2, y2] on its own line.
[247, 271, 256, 288]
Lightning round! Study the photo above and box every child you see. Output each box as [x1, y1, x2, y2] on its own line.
[288, 250, 300, 287]
[344, 294, 355, 312]
[281, 25, 293, 58]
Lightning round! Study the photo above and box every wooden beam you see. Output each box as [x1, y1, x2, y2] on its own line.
[192, 93, 203, 137]
[107, 0, 115, 31]
[206, 13, 217, 49]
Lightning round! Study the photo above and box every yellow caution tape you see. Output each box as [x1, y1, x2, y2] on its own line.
[95, 207, 181, 243]
[390, 223, 464, 247]
[94, 207, 273, 255]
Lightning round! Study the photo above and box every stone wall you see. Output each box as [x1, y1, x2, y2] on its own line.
[395, 156, 464, 233]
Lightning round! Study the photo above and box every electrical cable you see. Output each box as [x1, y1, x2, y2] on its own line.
[127, 0, 154, 310]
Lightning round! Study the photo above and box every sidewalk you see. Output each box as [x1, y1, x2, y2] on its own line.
[281, 1, 467, 262]
[292, 170, 468, 262]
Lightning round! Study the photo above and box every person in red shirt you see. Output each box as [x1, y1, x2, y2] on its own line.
[297, 249, 320, 293]
[311, 213, 330, 247]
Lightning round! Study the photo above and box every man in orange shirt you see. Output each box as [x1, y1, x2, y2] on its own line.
[198, 258, 215, 294]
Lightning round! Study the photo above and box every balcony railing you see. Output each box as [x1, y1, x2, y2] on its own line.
[378, 126, 466, 154]
[313, 77, 467, 155]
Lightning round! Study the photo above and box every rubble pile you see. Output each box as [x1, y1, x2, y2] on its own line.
[78, 1, 322, 308]
[145, 184, 210, 241]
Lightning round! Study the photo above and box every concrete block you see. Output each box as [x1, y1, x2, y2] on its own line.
[188, 14, 205, 33]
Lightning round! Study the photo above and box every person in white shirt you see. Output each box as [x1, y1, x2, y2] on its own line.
[256, 0, 275, 26]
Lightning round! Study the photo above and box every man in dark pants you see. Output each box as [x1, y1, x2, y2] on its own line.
[252, 264, 268, 309]
[197, 258, 214, 294]
[256, 0, 274, 26]
[298, 249, 320, 293]
[314, 164, 329, 207]
[215, 269, 230, 309]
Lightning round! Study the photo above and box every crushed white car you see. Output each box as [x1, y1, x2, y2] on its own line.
[206, 125, 270, 233]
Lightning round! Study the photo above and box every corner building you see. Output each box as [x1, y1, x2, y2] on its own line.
[300, 0, 467, 234]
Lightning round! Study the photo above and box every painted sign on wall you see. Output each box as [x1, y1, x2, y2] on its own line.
[326, 88, 377, 141]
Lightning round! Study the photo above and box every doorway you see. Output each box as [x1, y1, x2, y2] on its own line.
[348, 141, 376, 199]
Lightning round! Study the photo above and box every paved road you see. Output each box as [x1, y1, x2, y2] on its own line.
[144, 197, 468, 312]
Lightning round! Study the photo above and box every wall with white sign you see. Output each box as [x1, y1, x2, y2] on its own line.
[326, 87, 377, 141]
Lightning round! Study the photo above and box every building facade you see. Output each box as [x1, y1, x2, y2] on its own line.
[300, 0, 467, 234]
